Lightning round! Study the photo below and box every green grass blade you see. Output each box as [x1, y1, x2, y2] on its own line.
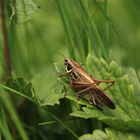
[1, 93, 29, 140]
[0, 107, 13, 140]
[55, 0, 76, 59]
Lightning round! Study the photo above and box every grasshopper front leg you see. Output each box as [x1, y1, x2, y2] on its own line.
[57, 71, 72, 77]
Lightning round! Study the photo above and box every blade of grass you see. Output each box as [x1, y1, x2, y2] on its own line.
[77, 0, 108, 60]
[104, 0, 109, 57]
[0, 107, 14, 140]
[55, 0, 76, 59]
[1, 93, 29, 140]
[92, 0, 122, 45]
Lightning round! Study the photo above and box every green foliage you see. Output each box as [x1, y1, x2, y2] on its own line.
[30, 68, 65, 106]
[79, 128, 140, 140]
[5, 77, 35, 98]
[10, 0, 40, 23]
[55, 0, 109, 62]
[3, 53, 140, 137]
[1, 0, 140, 139]
[0, 92, 29, 140]
[0, 107, 14, 140]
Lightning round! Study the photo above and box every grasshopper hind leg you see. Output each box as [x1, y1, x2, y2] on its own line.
[89, 98, 103, 110]
[88, 95, 103, 110]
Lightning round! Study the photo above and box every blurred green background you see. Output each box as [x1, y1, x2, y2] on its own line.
[0, 0, 140, 140]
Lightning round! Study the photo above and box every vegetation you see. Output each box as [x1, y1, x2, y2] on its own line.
[0, 0, 140, 140]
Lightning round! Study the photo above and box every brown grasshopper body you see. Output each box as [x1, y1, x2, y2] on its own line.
[60, 58, 115, 110]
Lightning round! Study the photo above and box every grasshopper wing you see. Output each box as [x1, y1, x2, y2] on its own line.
[90, 88, 115, 109]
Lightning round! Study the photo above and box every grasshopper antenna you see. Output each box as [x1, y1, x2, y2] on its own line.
[52, 52, 66, 60]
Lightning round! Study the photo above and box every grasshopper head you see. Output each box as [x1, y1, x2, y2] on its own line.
[64, 58, 73, 72]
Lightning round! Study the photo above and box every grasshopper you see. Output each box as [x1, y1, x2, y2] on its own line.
[59, 57, 115, 110]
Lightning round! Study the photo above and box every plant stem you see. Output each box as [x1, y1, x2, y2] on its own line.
[42, 106, 79, 139]
[104, 0, 109, 59]
[0, 0, 12, 77]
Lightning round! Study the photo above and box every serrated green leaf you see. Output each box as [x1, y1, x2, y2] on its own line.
[3, 69, 65, 106]
[10, 0, 40, 23]
[5, 77, 34, 98]
[125, 68, 140, 105]
[79, 128, 140, 140]
[70, 54, 140, 131]
[31, 68, 66, 106]
[37, 81, 65, 106]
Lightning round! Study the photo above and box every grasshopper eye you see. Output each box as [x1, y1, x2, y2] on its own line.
[65, 59, 68, 63]
[64, 59, 68, 65]
[66, 63, 73, 72]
